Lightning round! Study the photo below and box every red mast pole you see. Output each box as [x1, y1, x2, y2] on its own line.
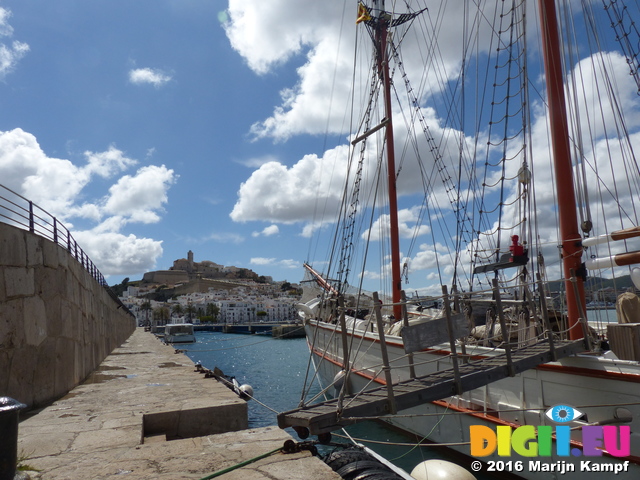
[537, 0, 586, 340]
[374, 7, 403, 320]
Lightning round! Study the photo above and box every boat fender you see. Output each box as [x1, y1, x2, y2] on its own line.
[410, 459, 477, 480]
[632, 267, 640, 290]
[333, 370, 346, 392]
[238, 384, 253, 400]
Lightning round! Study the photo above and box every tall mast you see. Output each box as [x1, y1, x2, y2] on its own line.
[537, 0, 586, 340]
[372, 1, 403, 320]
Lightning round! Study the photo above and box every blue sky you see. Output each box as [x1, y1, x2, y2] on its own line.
[1, 1, 639, 294]
[0, 0, 348, 285]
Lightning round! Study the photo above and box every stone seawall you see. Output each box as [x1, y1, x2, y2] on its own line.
[0, 223, 135, 409]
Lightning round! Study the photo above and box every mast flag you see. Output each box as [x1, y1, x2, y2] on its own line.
[356, 2, 372, 24]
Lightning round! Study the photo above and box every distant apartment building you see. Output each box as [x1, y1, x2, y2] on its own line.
[263, 300, 297, 322]
[217, 300, 262, 324]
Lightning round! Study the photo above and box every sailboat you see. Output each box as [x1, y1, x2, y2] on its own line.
[278, 1, 640, 478]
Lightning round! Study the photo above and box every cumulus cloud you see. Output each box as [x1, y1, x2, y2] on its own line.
[230, 147, 350, 224]
[0, 129, 137, 217]
[73, 231, 163, 276]
[252, 225, 279, 237]
[225, 2, 482, 141]
[128, 67, 172, 87]
[0, 128, 176, 277]
[0, 8, 29, 79]
[224, 0, 337, 76]
[365, 209, 431, 242]
[226, 2, 479, 230]
[104, 165, 175, 223]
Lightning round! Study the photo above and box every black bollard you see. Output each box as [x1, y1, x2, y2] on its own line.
[0, 397, 27, 480]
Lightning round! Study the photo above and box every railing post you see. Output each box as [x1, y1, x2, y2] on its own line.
[28, 201, 34, 233]
[373, 292, 397, 415]
[537, 273, 557, 360]
[570, 269, 592, 351]
[53, 217, 58, 244]
[400, 291, 416, 379]
[442, 285, 462, 394]
[492, 279, 515, 376]
[452, 286, 468, 363]
[337, 295, 351, 395]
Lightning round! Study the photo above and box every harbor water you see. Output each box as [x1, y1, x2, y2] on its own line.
[181, 331, 493, 479]
[182, 331, 320, 429]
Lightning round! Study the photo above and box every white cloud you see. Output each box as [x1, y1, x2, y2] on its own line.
[0, 128, 176, 277]
[237, 154, 281, 168]
[230, 147, 350, 224]
[279, 259, 299, 269]
[225, 2, 484, 142]
[73, 231, 163, 276]
[85, 146, 138, 178]
[251, 257, 276, 266]
[252, 225, 279, 237]
[0, 8, 13, 36]
[224, 0, 336, 76]
[250, 257, 299, 269]
[364, 209, 431, 242]
[0, 8, 29, 79]
[104, 165, 176, 223]
[128, 67, 172, 87]
[0, 129, 106, 216]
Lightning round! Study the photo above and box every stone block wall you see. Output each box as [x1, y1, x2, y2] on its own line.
[0, 223, 136, 409]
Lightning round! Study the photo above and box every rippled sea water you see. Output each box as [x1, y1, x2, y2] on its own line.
[180, 331, 496, 479]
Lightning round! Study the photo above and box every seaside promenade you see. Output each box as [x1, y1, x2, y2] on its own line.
[16, 328, 340, 480]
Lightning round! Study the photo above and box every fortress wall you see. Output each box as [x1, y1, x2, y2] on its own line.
[142, 270, 189, 285]
[0, 223, 136, 409]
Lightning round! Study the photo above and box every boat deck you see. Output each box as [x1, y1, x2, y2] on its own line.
[277, 338, 587, 435]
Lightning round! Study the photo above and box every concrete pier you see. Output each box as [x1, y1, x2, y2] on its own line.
[16, 328, 340, 480]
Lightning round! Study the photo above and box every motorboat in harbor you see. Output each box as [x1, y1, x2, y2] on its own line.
[164, 323, 196, 344]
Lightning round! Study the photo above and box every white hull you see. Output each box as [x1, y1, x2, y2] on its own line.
[305, 320, 640, 479]
[164, 334, 196, 344]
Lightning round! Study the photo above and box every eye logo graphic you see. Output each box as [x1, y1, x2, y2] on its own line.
[545, 405, 584, 423]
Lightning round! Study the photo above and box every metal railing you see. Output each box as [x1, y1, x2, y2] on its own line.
[0, 184, 133, 316]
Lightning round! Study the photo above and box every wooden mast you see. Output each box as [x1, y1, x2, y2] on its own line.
[373, 1, 403, 320]
[537, 0, 586, 340]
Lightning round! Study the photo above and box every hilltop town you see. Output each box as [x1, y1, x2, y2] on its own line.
[117, 251, 303, 326]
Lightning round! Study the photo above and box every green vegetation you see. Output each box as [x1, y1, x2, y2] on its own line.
[17, 449, 40, 472]
[110, 277, 132, 296]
